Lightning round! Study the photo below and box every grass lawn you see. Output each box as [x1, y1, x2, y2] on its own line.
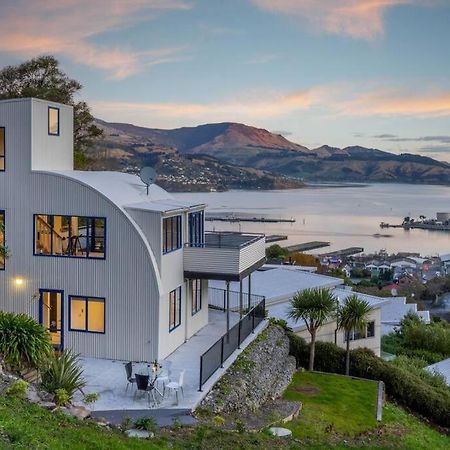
[283, 371, 450, 449]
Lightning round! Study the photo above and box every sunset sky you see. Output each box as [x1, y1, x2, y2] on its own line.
[1, 0, 450, 160]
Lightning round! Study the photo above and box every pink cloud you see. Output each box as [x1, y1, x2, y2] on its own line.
[0, 0, 191, 79]
[251, 0, 437, 40]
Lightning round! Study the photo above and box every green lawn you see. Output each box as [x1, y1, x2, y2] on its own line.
[283, 371, 450, 449]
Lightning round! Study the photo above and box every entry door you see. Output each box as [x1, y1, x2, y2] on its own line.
[40, 290, 64, 350]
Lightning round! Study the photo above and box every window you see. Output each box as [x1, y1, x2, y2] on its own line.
[69, 296, 105, 333]
[188, 211, 204, 247]
[48, 107, 60, 136]
[163, 215, 182, 254]
[345, 321, 376, 341]
[34, 215, 106, 259]
[191, 279, 202, 315]
[0, 127, 4, 171]
[0, 211, 5, 270]
[169, 287, 182, 331]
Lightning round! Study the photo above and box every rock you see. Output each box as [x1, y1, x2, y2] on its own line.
[38, 401, 57, 410]
[93, 416, 109, 427]
[269, 427, 292, 437]
[26, 386, 41, 403]
[38, 390, 55, 402]
[125, 429, 154, 439]
[68, 405, 91, 420]
[201, 324, 296, 415]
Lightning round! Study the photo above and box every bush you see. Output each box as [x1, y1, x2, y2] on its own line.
[266, 244, 288, 260]
[54, 388, 70, 406]
[134, 417, 157, 433]
[41, 350, 86, 400]
[5, 379, 28, 399]
[83, 392, 99, 405]
[0, 312, 51, 371]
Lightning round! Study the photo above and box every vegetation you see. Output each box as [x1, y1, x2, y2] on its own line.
[283, 371, 450, 449]
[336, 295, 373, 375]
[381, 312, 450, 363]
[0, 312, 52, 371]
[41, 350, 86, 401]
[265, 244, 288, 260]
[0, 56, 103, 168]
[288, 288, 337, 370]
[5, 379, 28, 399]
[287, 334, 450, 428]
[0, 221, 8, 263]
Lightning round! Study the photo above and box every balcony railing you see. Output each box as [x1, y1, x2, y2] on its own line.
[184, 232, 266, 281]
[208, 286, 265, 313]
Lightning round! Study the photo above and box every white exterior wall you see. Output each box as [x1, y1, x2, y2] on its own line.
[296, 308, 382, 357]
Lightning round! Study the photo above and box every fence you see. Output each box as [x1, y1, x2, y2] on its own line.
[208, 286, 265, 313]
[199, 297, 266, 391]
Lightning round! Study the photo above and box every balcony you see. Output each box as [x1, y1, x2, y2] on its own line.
[184, 232, 266, 281]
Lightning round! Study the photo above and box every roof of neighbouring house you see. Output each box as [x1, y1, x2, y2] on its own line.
[426, 358, 450, 386]
[209, 266, 345, 304]
[45, 170, 204, 213]
[440, 253, 450, 262]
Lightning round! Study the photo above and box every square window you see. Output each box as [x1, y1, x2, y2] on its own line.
[70, 296, 105, 333]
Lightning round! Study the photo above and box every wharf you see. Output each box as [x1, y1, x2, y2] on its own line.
[284, 241, 330, 252]
[266, 235, 288, 244]
[320, 247, 364, 258]
[206, 215, 295, 223]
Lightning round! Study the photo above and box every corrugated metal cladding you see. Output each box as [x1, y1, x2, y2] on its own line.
[0, 100, 160, 362]
[184, 247, 240, 275]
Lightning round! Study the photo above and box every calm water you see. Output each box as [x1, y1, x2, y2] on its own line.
[175, 183, 450, 256]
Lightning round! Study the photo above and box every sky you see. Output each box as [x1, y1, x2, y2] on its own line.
[1, 0, 450, 160]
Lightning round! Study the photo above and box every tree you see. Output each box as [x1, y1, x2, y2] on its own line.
[337, 295, 373, 375]
[0, 56, 103, 168]
[288, 288, 337, 371]
[0, 220, 8, 266]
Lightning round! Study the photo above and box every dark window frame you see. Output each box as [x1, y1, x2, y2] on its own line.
[0, 127, 5, 171]
[33, 214, 106, 260]
[346, 320, 376, 341]
[169, 286, 182, 332]
[163, 215, 182, 254]
[48, 106, 60, 136]
[188, 210, 204, 247]
[191, 279, 202, 315]
[0, 210, 5, 270]
[68, 295, 106, 334]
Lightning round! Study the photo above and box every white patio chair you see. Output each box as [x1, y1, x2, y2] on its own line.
[166, 370, 185, 404]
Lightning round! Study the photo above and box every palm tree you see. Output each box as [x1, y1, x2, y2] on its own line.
[288, 288, 337, 371]
[337, 295, 373, 376]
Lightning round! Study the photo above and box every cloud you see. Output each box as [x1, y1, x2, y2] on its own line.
[0, 0, 191, 79]
[385, 135, 450, 143]
[420, 146, 450, 153]
[272, 130, 293, 136]
[246, 53, 279, 64]
[250, 0, 437, 40]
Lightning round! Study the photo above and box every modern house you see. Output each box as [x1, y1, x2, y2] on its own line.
[0, 98, 266, 362]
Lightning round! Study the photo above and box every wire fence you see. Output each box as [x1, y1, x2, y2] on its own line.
[199, 297, 266, 391]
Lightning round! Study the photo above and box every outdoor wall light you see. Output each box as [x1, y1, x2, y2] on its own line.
[14, 277, 24, 287]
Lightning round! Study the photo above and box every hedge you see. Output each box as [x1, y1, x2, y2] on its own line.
[287, 332, 450, 428]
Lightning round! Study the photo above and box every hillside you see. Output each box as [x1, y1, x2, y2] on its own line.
[89, 120, 450, 190]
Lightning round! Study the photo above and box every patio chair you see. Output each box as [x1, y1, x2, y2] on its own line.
[156, 361, 172, 394]
[166, 370, 185, 404]
[125, 362, 136, 392]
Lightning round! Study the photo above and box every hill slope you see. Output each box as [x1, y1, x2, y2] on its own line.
[90, 120, 450, 188]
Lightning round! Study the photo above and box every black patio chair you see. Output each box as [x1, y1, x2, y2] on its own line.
[125, 362, 136, 393]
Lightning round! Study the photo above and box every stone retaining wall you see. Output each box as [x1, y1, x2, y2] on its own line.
[200, 324, 296, 414]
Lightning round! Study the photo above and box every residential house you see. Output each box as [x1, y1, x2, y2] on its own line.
[0, 98, 266, 362]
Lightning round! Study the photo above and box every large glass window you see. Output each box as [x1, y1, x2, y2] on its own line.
[191, 279, 202, 315]
[0, 127, 5, 171]
[69, 296, 105, 333]
[34, 215, 105, 259]
[188, 210, 204, 247]
[163, 215, 182, 254]
[346, 321, 376, 341]
[48, 107, 60, 136]
[0, 211, 5, 270]
[169, 287, 182, 332]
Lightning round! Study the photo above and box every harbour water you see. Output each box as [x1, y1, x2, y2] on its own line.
[175, 183, 450, 256]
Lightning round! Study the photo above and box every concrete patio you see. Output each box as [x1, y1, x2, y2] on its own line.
[73, 309, 266, 412]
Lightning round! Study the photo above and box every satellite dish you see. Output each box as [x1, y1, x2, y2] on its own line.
[139, 166, 157, 195]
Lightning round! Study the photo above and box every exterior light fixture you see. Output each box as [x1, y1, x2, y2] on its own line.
[14, 277, 24, 287]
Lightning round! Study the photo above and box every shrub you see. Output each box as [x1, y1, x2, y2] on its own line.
[5, 379, 28, 399]
[83, 392, 99, 405]
[134, 417, 157, 433]
[54, 388, 70, 406]
[212, 415, 225, 427]
[41, 350, 86, 400]
[0, 312, 51, 370]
